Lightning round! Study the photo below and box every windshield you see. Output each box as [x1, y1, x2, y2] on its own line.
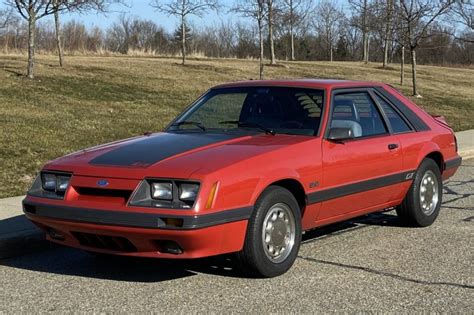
[167, 86, 325, 136]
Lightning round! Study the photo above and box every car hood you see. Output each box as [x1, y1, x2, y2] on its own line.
[44, 132, 311, 179]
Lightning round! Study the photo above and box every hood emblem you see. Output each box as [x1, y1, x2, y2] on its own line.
[97, 179, 109, 187]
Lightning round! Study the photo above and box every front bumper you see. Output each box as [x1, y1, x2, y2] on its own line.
[23, 200, 251, 258]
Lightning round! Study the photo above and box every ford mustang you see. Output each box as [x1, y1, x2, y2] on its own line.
[23, 80, 462, 277]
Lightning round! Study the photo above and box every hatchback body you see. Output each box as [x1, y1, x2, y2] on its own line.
[23, 80, 461, 277]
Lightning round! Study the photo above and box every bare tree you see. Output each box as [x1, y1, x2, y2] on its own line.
[266, 0, 277, 64]
[371, 0, 396, 67]
[53, 0, 123, 67]
[449, 0, 473, 42]
[452, 0, 473, 28]
[53, 0, 64, 67]
[105, 15, 171, 54]
[397, 0, 454, 96]
[342, 15, 362, 59]
[349, 0, 373, 63]
[233, 0, 267, 78]
[150, 0, 219, 65]
[7, 0, 116, 78]
[281, 0, 312, 60]
[7, 1, 62, 78]
[390, 6, 407, 84]
[382, 0, 394, 67]
[314, 0, 344, 61]
[400, 44, 405, 84]
[0, 8, 14, 31]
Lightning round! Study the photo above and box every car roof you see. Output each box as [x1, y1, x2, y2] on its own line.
[213, 79, 386, 90]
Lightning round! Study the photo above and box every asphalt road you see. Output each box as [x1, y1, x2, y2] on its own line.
[1, 160, 473, 312]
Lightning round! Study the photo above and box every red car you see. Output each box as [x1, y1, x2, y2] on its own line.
[23, 80, 461, 277]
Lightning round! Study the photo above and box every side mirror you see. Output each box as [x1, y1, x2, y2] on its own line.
[327, 127, 354, 141]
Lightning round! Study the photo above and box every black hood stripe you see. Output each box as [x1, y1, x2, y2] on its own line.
[89, 132, 242, 167]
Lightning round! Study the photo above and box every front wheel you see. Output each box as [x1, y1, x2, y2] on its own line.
[396, 158, 443, 227]
[237, 186, 302, 278]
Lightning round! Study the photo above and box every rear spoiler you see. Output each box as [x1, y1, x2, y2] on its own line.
[430, 114, 450, 128]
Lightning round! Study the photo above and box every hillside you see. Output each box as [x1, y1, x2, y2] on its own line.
[0, 55, 473, 197]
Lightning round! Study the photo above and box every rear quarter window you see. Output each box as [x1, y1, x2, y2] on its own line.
[374, 94, 412, 133]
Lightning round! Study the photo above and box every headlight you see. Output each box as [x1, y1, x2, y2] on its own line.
[130, 179, 200, 209]
[40, 172, 71, 193]
[56, 175, 71, 192]
[151, 182, 173, 200]
[29, 171, 72, 199]
[179, 183, 199, 201]
[41, 173, 57, 191]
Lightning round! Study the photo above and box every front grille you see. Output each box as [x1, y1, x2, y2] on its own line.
[75, 187, 132, 199]
[71, 231, 137, 252]
[74, 187, 133, 205]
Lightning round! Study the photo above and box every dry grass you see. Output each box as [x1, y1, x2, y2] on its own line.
[0, 55, 473, 198]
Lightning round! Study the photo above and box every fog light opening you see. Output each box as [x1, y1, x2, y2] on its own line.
[161, 217, 184, 228]
[23, 204, 36, 214]
[155, 240, 183, 255]
[47, 228, 65, 241]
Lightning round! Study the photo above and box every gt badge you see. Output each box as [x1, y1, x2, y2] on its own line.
[309, 181, 320, 188]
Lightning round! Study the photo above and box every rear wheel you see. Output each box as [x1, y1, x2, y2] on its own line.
[237, 186, 302, 278]
[396, 158, 443, 227]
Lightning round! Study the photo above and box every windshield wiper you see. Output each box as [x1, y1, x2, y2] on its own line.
[170, 121, 207, 131]
[219, 120, 275, 136]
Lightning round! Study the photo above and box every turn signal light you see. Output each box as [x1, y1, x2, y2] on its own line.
[206, 182, 219, 209]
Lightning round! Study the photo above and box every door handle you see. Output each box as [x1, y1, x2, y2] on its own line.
[388, 143, 399, 150]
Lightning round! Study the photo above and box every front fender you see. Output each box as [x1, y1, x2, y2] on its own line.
[249, 168, 303, 205]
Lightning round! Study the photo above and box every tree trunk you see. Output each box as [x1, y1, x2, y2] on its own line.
[362, 32, 367, 63]
[330, 45, 333, 62]
[268, 0, 276, 65]
[54, 9, 64, 67]
[383, 40, 389, 68]
[411, 48, 419, 96]
[27, 13, 36, 79]
[366, 35, 370, 63]
[363, 34, 368, 63]
[362, 0, 368, 63]
[383, 0, 393, 68]
[400, 45, 405, 85]
[290, 24, 295, 61]
[181, 16, 186, 65]
[290, 0, 295, 61]
[258, 19, 264, 79]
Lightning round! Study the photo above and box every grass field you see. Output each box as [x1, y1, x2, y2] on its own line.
[0, 55, 473, 198]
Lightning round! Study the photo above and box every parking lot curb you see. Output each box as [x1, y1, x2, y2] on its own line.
[459, 149, 474, 161]
[456, 130, 474, 160]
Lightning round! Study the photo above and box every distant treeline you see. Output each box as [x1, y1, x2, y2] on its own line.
[0, 15, 472, 65]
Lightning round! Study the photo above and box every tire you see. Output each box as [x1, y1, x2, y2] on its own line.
[396, 158, 443, 227]
[237, 186, 302, 278]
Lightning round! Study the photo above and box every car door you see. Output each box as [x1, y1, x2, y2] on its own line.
[315, 89, 405, 222]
